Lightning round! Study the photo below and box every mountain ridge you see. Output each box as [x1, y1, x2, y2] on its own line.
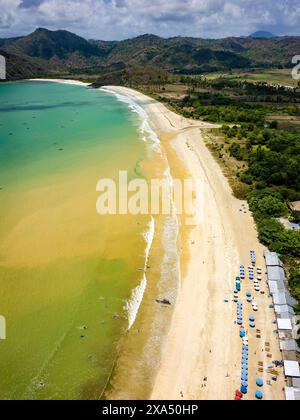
[1, 28, 300, 80]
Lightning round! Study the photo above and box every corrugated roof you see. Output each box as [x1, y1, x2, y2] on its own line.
[292, 378, 300, 388]
[268, 281, 278, 295]
[273, 292, 297, 307]
[280, 340, 299, 351]
[264, 251, 282, 267]
[278, 312, 293, 320]
[274, 305, 295, 315]
[267, 266, 285, 282]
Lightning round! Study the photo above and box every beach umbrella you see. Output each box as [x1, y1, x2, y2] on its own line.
[237, 320, 243, 326]
[246, 292, 252, 297]
[250, 322, 256, 328]
[256, 378, 263, 387]
[242, 365, 248, 372]
[235, 396, 242, 401]
[241, 381, 248, 388]
[241, 386, 248, 394]
[241, 373, 248, 382]
[255, 390, 263, 400]
[236, 390, 243, 398]
[249, 315, 255, 321]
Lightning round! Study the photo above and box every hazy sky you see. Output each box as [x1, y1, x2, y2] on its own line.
[1, 0, 300, 39]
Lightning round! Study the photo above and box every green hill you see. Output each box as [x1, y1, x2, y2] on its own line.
[1, 28, 300, 81]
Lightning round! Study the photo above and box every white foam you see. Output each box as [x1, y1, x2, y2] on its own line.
[100, 87, 160, 149]
[126, 217, 155, 330]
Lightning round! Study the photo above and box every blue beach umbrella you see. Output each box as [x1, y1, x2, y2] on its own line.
[256, 378, 263, 387]
[241, 386, 248, 394]
[241, 381, 248, 388]
[241, 373, 248, 381]
[250, 322, 256, 328]
[255, 390, 263, 400]
[246, 292, 252, 297]
[249, 315, 255, 322]
[237, 320, 243, 326]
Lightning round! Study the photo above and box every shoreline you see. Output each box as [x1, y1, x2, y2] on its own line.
[28, 80, 285, 400]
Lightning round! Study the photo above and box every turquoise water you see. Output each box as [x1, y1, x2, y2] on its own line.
[0, 81, 153, 400]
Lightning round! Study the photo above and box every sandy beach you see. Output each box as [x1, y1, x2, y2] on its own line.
[104, 86, 285, 401]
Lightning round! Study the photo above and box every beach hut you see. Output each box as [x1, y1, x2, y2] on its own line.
[256, 378, 263, 387]
[255, 390, 263, 400]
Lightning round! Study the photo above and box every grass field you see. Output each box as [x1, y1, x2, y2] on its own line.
[205, 69, 300, 87]
[203, 69, 299, 87]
